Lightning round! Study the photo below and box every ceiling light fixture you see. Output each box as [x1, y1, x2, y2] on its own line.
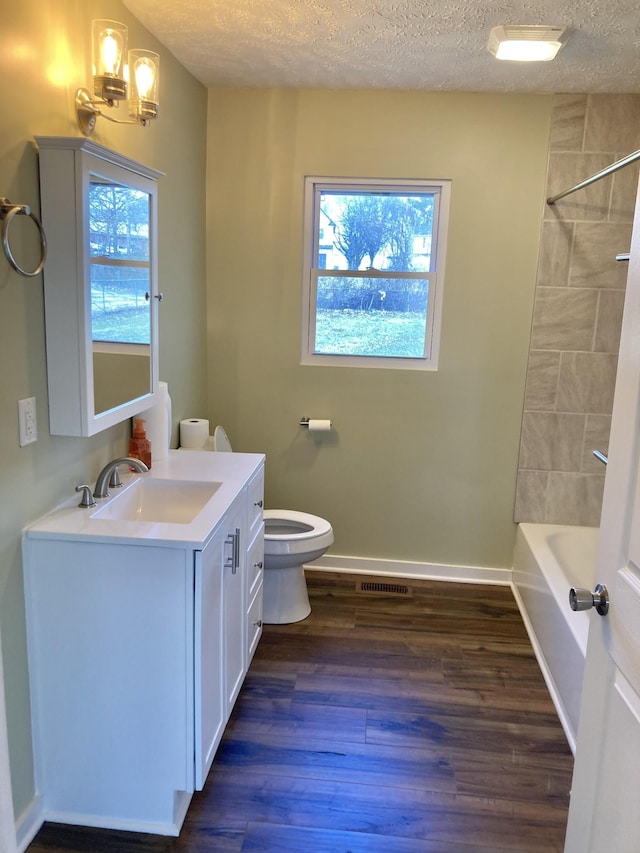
[488, 25, 567, 62]
[75, 19, 160, 135]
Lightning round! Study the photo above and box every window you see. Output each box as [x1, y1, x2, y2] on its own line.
[301, 177, 450, 370]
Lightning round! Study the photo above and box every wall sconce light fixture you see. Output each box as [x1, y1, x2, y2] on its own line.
[76, 19, 160, 135]
[488, 25, 567, 62]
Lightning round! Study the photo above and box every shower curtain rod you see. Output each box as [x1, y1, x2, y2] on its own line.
[547, 148, 640, 205]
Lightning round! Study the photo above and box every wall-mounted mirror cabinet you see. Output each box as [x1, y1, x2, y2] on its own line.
[36, 137, 163, 436]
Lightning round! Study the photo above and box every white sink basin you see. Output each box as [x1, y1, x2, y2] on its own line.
[91, 478, 221, 524]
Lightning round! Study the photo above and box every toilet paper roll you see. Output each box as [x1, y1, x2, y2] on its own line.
[307, 419, 332, 432]
[180, 418, 210, 449]
[140, 381, 172, 461]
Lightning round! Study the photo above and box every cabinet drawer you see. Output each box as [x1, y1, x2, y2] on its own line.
[247, 523, 264, 601]
[247, 582, 263, 664]
[247, 469, 264, 535]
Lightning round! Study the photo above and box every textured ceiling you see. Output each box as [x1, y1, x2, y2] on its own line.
[122, 0, 640, 92]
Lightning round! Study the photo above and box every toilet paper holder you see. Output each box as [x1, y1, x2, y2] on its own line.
[299, 417, 333, 430]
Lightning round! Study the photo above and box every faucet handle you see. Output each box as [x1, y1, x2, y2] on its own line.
[75, 484, 97, 508]
[109, 467, 124, 489]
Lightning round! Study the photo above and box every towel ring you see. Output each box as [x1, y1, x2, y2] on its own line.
[0, 197, 47, 278]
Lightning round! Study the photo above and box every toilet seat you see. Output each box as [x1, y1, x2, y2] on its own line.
[263, 509, 334, 557]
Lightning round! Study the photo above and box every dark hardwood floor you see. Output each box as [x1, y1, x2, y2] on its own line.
[28, 572, 573, 852]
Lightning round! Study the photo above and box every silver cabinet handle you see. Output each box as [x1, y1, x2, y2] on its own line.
[253, 619, 263, 627]
[254, 499, 263, 508]
[224, 533, 235, 569]
[225, 529, 241, 573]
[234, 528, 240, 572]
[569, 584, 609, 616]
[254, 561, 263, 570]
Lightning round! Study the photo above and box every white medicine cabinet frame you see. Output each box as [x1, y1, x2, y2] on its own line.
[36, 136, 164, 436]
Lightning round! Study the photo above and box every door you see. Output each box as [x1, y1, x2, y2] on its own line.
[564, 180, 640, 852]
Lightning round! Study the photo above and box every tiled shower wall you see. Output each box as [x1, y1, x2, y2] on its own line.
[515, 94, 640, 527]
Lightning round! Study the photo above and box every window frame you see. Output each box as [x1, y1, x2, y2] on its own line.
[301, 176, 451, 370]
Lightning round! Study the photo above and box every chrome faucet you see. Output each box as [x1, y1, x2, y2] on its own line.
[93, 457, 149, 499]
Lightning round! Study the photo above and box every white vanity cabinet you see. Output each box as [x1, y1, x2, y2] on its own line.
[23, 452, 264, 836]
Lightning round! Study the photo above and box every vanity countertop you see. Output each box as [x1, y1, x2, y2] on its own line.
[24, 449, 265, 549]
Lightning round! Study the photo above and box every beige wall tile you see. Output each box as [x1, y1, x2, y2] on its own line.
[610, 161, 640, 223]
[524, 350, 560, 411]
[594, 290, 625, 353]
[530, 287, 598, 351]
[584, 94, 640, 153]
[517, 93, 631, 526]
[570, 223, 633, 289]
[556, 352, 618, 414]
[545, 473, 605, 526]
[545, 153, 614, 222]
[582, 415, 612, 473]
[549, 95, 587, 152]
[519, 411, 586, 471]
[537, 220, 573, 287]
[514, 470, 549, 522]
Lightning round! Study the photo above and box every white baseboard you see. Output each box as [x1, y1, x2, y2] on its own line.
[15, 793, 43, 853]
[305, 553, 512, 586]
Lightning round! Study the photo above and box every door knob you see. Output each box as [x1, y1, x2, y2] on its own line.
[569, 584, 609, 616]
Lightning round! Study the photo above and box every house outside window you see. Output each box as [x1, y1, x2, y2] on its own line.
[301, 176, 451, 370]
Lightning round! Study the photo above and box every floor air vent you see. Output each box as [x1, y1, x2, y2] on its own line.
[356, 581, 412, 596]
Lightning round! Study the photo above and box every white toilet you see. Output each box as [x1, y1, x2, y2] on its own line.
[212, 426, 334, 624]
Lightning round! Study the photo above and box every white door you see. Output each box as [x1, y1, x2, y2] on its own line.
[564, 179, 640, 852]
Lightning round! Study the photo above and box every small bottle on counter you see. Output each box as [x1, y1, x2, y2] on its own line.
[129, 417, 152, 469]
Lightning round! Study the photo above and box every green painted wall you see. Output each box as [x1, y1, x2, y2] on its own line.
[0, 0, 208, 818]
[206, 88, 552, 569]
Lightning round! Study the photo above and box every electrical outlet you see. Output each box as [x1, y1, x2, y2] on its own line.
[18, 397, 37, 446]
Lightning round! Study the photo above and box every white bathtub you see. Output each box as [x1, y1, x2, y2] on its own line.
[512, 523, 599, 754]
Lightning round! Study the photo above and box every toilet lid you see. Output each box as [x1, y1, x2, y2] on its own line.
[213, 425, 232, 452]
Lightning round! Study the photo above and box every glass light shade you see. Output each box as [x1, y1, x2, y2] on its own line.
[487, 25, 566, 63]
[128, 49, 160, 123]
[92, 19, 128, 101]
[494, 40, 562, 62]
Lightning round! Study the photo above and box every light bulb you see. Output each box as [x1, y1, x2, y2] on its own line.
[99, 27, 123, 76]
[134, 57, 155, 99]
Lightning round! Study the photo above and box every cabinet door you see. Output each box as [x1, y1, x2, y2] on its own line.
[246, 523, 264, 667]
[223, 501, 246, 716]
[247, 467, 264, 538]
[194, 528, 225, 790]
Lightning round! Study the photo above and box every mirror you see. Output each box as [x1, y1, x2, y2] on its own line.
[89, 176, 152, 415]
[36, 137, 163, 436]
